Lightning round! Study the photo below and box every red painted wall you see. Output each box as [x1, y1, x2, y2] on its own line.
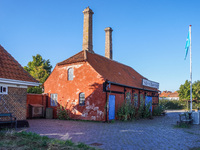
[44, 62, 106, 121]
[44, 61, 159, 121]
[26, 94, 47, 118]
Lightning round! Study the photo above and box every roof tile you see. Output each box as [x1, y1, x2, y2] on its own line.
[57, 50, 157, 90]
[0, 45, 38, 83]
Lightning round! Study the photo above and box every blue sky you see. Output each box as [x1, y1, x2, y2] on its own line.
[0, 0, 200, 91]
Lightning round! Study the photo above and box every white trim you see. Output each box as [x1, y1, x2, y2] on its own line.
[0, 78, 40, 87]
[0, 83, 27, 88]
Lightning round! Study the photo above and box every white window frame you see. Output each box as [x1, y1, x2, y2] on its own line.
[0, 86, 8, 95]
[51, 94, 58, 106]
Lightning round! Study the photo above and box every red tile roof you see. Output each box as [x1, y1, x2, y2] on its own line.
[57, 51, 85, 65]
[160, 91, 179, 97]
[0, 45, 38, 83]
[58, 50, 157, 91]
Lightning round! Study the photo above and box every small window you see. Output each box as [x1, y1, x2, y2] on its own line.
[0, 86, 8, 94]
[68, 68, 73, 80]
[140, 94, 144, 106]
[79, 93, 85, 106]
[51, 94, 58, 106]
[134, 93, 138, 107]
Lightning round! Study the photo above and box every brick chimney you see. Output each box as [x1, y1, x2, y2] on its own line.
[82, 7, 94, 53]
[104, 27, 113, 59]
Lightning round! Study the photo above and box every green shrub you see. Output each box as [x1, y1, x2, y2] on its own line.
[159, 100, 184, 110]
[117, 102, 153, 121]
[117, 102, 135, 121]
[153, 103, 166, 116]
[143, 103, 152, 118]
[57, 105, 70, 120]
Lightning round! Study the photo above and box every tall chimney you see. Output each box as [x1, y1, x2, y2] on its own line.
[82, 7, 94, 53]
[104, 27, 113, 59]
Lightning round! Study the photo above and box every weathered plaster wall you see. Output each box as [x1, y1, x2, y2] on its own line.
[44, 61, 106, 121]
[44, 61, 159, 121]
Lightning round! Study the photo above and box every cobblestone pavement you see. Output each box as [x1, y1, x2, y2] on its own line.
[23, 110, 200, 150]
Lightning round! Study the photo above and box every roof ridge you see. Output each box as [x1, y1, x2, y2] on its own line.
[86, 50, 145, 79]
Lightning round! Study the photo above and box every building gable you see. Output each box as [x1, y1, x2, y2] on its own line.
[0, 45, 39, 85]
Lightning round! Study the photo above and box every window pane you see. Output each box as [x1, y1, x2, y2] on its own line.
[51, 94, 57, 106]
[68, 68, 73, 80]
[134, 93, 138, 107]
[3, 87, 6, 92]
[126, 92, 131, 104]
[140, 94, 144, 106]
[79, 93, 85, 105]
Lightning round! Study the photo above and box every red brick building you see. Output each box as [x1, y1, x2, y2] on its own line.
[0, 45, 39, 121]
[44, 7, 159, 121]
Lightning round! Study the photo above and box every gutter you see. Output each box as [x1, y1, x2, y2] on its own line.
[106, 81, 158, 93]
[0, 78, 40, 87]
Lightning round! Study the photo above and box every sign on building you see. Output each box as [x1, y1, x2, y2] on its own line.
[142, 79, 159, 89]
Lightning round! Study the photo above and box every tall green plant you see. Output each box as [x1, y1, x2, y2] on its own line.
[143, 103, 151, 118]
[57, 105, 70, 120]
[153, 103, 166, 116]
[117, 102, 135, 121]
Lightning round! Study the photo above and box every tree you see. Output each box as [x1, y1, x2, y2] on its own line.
[192, 80, 200, 100]
[178, 80, 200, 101]
[24, 54, 52, 94]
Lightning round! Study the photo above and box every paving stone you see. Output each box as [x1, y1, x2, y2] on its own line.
[22, 110, 200, 150]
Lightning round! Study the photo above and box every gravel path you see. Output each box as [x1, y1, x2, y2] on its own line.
[22, 110, 200, 150]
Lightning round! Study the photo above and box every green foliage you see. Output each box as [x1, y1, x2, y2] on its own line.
[57, 105, 70, 120]
[178, 80, 200, 101]
[160, 100, 184, 110]
[77, 142, 91, 149]
[143, 103, 152, 118]
[137, 104, 144, 119]
[117, 102, 135, 121]
[153, 103, 166, 116]
[160, 99, 200, 111]
[174, 122, 191, 128]
[24, 54, 52, 94]
[117, 102, 152, 121]
[27, 86, 43, 94]
[0, 130, 96, 150]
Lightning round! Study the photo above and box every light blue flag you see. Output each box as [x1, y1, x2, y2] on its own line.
[184, 32, 190, 60]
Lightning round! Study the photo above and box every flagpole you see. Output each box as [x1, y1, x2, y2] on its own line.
[189, 25, 192, 112]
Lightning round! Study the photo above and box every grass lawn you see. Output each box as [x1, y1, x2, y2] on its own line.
[0, 130, 97, 150]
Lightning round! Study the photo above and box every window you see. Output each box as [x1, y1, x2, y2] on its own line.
[68, 68, 73, 80]
[79, 93, 85, 106]
[134, 93, 138, 107]
[0, 86, 7, 94]
[51, 94, 57, 106]
[126, 92, 131, 104]
[140, 94, 144, 106]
